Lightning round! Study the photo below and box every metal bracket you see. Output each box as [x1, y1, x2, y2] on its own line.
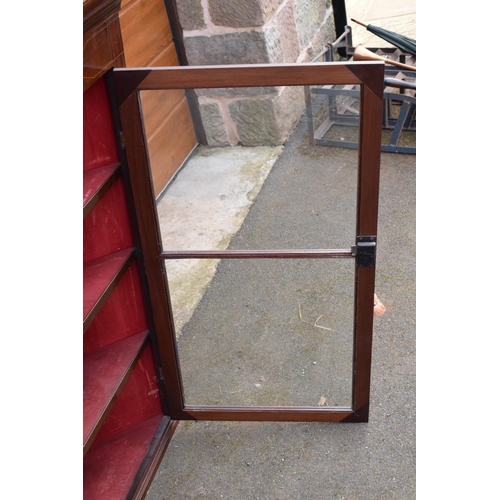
[353, 236, 377, 267]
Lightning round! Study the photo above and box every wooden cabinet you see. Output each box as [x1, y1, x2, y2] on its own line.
[84, 0, 199, 196]
[83, 0, 125, 91]
[83, 75, 176, 500]
[83, 2, 181, 497]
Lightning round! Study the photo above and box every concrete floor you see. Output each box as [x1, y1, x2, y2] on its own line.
[146, 2, 415, 498]
[157, 145, 283, 334]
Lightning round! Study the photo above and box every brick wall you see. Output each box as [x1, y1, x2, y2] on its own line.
[175, 0, 335, 146]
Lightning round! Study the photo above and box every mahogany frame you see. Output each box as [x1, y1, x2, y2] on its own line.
[113, 62, 384, 423]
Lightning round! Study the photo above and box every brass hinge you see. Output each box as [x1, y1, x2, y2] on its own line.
[119, 131, 126, 149]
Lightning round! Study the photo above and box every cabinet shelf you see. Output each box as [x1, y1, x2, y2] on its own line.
[84, 330, 149, 455]
[83, 414, 166, 500]
[83, 247, 135, 332]
[83, 162, 121, 218]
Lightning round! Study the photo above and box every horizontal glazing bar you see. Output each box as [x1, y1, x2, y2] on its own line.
[160, 249, 354, 259]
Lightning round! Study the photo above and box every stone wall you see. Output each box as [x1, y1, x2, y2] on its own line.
[175, 0, 336, 146]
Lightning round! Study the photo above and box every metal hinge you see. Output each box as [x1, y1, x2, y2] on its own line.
[351, 236, 377, 267]
[119, 131, 126, 149]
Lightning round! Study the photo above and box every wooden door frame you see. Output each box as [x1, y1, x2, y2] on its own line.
[113, 62, 384, 423]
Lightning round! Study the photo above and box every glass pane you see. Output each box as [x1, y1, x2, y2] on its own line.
[141, 83, 362, 409]
[145, 85, 360, 252]
[165, 258, 354, 408]
[309, 84, 361, 147]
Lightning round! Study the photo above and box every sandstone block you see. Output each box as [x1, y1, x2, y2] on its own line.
[264, 0, 301, 63]
[229, 98, 282, 146]
[274, 86, 305, 137]
[175, 0, 205, 31]
[198, 102, 230, 146]
[303, 15, 336, 61]
[292, 0, 327, 49]
[228, 87, 305, 146]
[184, 31, 270, 65]
[208, 0, 282, 28]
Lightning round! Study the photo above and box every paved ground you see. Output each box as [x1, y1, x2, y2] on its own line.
[146, 2, 415, 497]
[146, 82, 416, 497]
[157, 145, 284, 334]
[347, 0, 416, 49]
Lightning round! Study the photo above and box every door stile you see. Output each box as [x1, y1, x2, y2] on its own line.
[118, 89, 186, 419]
[350, 76, 384, 421]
